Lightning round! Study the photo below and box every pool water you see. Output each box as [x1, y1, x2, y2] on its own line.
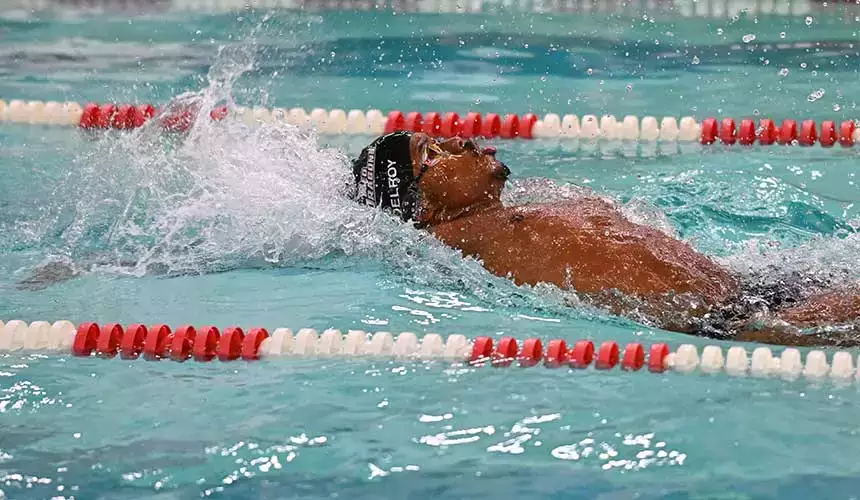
[3, 6, 860, 499]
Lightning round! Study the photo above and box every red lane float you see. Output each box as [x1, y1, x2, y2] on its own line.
[648, 343, 670, 373]
[700, 117, 718, 144]
[471, 336, 493, 363]
[799, 120, 817, 146]
[441, 112, 460, 138]
[545, 339, 568, 368]
[840, 120, 855, 147]
[494, 337, 518, 367]
[520, 338, 543, 367]
[738, 119, 756, 145]
[242, 328, 269, 360]
[66, 100, 860, 147]
[170, 325, 197, 362]
[820, 120, 836, 147]
[143, 324, 172, 361]
[120, 323, 147, 360]
[96, 323, 123, 358]
[759, 119, 778, 145]
[570, 340, 595, 369]
[72, 322, 99, 357]
[460, 112, 482, 138]
[193, 326, 220, 361]
[596, 341, 619, 370]
[779, 119, 798, 145]
[719, 118, 736, 145]
[622, 343, 644, 371]
[217, 327, 244, 361]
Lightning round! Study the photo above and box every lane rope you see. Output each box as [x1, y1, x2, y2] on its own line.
[2, 98, 859, 149]
[4, 0, 854, 16]
[1, 319, 859, 385]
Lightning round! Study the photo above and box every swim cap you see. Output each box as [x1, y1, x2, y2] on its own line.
[349, 131, 419, 222]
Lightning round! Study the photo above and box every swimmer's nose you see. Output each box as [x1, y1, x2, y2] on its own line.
[493, 161, 510, 180]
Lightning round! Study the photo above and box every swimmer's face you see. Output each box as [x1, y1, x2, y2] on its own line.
[409, 133, 509, 215]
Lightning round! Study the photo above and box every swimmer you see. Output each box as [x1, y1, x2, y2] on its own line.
[347, 131, 860, 347]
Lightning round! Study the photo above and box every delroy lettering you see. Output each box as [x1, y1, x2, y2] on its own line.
[386, 159, 402, 215]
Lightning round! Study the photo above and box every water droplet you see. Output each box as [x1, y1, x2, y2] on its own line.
[717, 28, 724, 35]
[540, 75, 547, 82]
[778, 68, 789, 76]
[779, 31, 786, 38]
[805, 16, 814, 26]
[834, 104, 841, 112]
[801, 62, 808, 69]
[808, 88, 825, 102]
[626, 84, 633, 92]
[474, 97, 482, 105]
[753, 109, 760, 116]
[742, 34, 756, 43]
[692, 55, 700, 65]
[587, 68, 594, 75]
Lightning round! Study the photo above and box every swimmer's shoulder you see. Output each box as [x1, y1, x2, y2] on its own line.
[491, 197, 624, 227]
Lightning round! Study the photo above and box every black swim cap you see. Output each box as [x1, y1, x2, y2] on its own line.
[349, 131, 419, 222]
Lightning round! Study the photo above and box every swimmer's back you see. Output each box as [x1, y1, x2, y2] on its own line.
[429, 197, 738, 305]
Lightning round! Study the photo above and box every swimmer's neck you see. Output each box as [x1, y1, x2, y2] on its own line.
[418, 199, 504, 227]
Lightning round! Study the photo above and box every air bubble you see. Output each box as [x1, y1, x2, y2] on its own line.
[587, 68, 593, 75]
[742, 34, 756, 43]
[805, 16, 814, 26]
[778, 68, 789, 76]
[834, 104, 841, 112]
[779, 32, 786, 39]
[692, 56, 700, 65]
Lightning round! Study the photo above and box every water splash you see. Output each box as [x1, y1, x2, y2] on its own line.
[17, 42, 590, 317]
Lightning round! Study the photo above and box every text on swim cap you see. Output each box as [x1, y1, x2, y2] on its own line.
[358, 145, 377, 205]
[386, 159, 403, 216]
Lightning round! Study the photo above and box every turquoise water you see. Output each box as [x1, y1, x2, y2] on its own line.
[3, 6, 860, 499]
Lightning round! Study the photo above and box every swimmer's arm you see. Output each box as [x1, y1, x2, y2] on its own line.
[776, 287, 860, 327]
[733, 288, 860, 347]
[16, 262, 83, 291]
[733, 326, 860, 348]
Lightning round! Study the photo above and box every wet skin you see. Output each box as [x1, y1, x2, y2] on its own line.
[407, 133, 860, 347]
